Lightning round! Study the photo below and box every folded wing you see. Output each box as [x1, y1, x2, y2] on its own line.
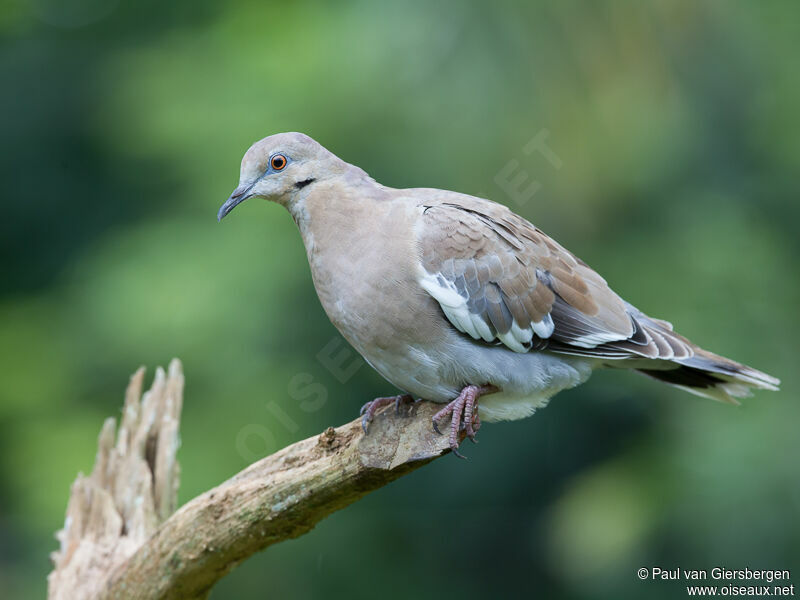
[416, 197, 643, 356]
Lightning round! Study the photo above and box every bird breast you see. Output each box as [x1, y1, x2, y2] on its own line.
[293, 189, 442, 357]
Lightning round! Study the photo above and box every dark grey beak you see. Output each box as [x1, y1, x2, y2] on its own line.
[217, 183, 254, 222]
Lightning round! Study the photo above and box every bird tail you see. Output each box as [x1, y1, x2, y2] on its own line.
[601, 308, 780, 404]
[636, 350, 780, 405]
[549, 302, 781, 403]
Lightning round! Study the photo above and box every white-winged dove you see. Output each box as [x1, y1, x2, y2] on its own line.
[218, 133, 779, 457]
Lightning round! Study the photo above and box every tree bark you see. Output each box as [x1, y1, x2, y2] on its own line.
[48, 361, 456, 600]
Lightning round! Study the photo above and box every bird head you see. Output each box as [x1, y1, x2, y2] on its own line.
[217, 132, 343, 221]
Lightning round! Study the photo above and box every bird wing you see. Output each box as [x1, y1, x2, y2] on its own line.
[413, 194, 693, 360]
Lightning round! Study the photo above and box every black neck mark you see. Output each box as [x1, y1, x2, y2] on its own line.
[294, 178, 316, 190]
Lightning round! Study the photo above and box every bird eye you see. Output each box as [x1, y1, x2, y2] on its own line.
[270, 154, 287, 171]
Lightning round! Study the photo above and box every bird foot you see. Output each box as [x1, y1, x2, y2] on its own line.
[360, 394, 414, 433]
[432, 385, 497, 459]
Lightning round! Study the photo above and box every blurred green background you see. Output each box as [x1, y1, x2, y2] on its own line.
[2, 1, 798, 598]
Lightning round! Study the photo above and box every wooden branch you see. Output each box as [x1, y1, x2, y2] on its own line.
[48, 362, 456, 600]
[49, 360, 184, 600]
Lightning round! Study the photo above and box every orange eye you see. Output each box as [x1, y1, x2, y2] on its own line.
[270, 154, 287, 170]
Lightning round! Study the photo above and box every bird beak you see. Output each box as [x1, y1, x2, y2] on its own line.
[217, 183, 254, 222]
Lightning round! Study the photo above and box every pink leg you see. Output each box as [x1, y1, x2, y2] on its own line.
[360, 394, 414, 433]
[432, 384, 497, 458]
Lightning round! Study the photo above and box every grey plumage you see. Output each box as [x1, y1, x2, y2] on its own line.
[219, 132, 779, 425]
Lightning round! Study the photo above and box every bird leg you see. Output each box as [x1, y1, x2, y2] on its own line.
[360, 394, 414, 433]
[432, 384, 497, 459]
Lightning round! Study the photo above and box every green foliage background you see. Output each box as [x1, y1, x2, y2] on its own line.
[1, 1, 798, 598]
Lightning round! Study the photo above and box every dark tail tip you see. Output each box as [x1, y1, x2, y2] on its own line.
[638, 357, 779, 405]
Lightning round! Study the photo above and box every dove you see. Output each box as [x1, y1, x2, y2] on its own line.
[218, 132, 779, 457]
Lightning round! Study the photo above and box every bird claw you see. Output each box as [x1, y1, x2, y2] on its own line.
[451, 446, 468, 460]
[360, 394, 413, 434]
[431, 384, 496, 458]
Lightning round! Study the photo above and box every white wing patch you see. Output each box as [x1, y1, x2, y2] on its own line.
[570, 332, 628, 348]
[532, 314, 555, 339]
[418, 268, 554, 353]
[418, 271, 490, 342]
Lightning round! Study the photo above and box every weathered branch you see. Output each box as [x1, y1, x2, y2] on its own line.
[49, 360, 184, 600]
[48, 361, 455, 600]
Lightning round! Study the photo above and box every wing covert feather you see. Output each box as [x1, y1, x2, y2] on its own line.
[415, 198, 636, 354]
